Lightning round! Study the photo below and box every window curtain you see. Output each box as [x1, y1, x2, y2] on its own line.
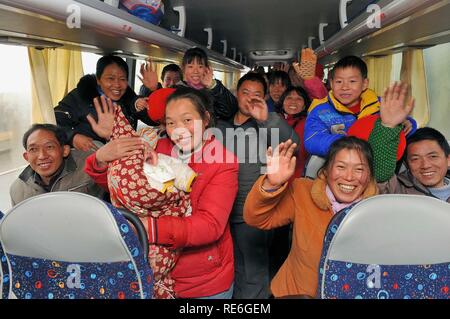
[400, 49, 430, 127]
[364, 55, 393, 96]
[28, 48, 83, 123]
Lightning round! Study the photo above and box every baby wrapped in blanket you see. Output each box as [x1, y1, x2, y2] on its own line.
[107, 103, 195, 299]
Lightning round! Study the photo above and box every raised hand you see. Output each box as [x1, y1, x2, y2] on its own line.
[202, 66, 215, 89]
[135, 97, 148, 112]
[87, 95, 116, 140]
[73, 134, 96, 152]
[95, 136, 146, 168]
[263, 140, 297, 190]
[380, 82, 415, 128]
[293, 48, 317, 80]
[247, 96, 269, 122]
[139, 59, 159, 92]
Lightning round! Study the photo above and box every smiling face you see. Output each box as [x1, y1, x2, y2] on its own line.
[162, 70, 181, 88]
[183, 59, 206, 87]
[406, 140, 450, 188]
[236, 79, 266, 118]
[331, 67, 368, 108]
[269, 80, 287, 103]
[282, 90, 306, 115]
[326, 148, 371, 203]
[96, 63, 128, 101]
[23, 129, 70, 185]
[164, 97, 209, 153]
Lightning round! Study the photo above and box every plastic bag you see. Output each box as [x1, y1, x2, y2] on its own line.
[120, 0, 164, 25]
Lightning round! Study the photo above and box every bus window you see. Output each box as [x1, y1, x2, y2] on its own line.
[82, 51, 102, 76]
[424, 42, 450, 139]
[0, 44, 32, 174]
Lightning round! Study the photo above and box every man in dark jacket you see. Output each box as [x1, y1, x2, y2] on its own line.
[10, 124, 104, 206]
[214, 72, 300, 298]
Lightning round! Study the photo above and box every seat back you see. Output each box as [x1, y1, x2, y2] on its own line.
[0, 192, 153, 299]
[320, 195, 450, 299]
[304, 155, 326, 179]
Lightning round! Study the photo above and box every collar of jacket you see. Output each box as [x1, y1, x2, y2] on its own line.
[19, 153, 78, 184]
[310, 170, 379, 211]
[308, 89, 380, 119]
[397, 169, 450, 195]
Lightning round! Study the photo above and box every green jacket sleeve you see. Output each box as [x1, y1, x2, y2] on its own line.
[368, 118, 403, 183]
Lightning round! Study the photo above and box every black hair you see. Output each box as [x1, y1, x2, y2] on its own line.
[267, 70, 291, 88]
[161, 63, 182, 81]
[22, 124, 68, 149]
[237, 72, 268, 95]
[182, 47, 209, 68]
[320, 136, 375, 179]
[276, 86, 311, 116]
[165, 87, 214, 128]
[96, 55, 129, 78]
[330, 55, 368, 79]
[406, 127, 450, 157]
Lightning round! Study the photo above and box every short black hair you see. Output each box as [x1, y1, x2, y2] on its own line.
[276, 86, 311, 115]
[182, 47, 209, 68]
[165, 87, 214, 128]
[161, 63, 182, 81]
[330, 55, 368, 79]
[22, 124, 68, 149]
[321, 136, 375, 179]
[267, 70, 291, 88]
[406, 127, 450, 157]
[237, 72, 268, 95]
[96, 55, 129, 78]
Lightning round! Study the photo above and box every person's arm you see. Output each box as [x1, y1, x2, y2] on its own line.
[261, 112, 300, 148]
[304, 108, 344, 157]
[83, 137, 149, 190]
[368, 82, 415, 183]
[149, 161, 239, 249]
[244, 139, 298, 229]
[208, 79, 239, 120]
[303, 77, 328, 100]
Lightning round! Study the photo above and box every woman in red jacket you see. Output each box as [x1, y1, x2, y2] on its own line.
[84, 87, 238, 298]
[276, 86, 311, 178]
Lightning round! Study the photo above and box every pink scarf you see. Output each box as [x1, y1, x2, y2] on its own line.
[325, 185, 361, 214]
[186, 80, 205, 90]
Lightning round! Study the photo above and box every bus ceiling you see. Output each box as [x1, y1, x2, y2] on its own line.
[0, 0, 449, 68]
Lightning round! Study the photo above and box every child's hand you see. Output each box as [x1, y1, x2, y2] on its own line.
[380, 82, 415, 128]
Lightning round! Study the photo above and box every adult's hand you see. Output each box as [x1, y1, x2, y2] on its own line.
[73, 134, 96, 152]
[247, 96, 269, 122]
[202, 66, 215, 89]
[87, 95, 116, 140]
[139, 59, 159, 92]
[380, 82, 415, 128]
[95, 136, 146, 168]
[263, 139, 297, 190]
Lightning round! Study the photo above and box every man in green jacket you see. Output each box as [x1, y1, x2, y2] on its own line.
[10, 124, 104, 206]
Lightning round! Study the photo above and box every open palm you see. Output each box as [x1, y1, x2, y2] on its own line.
[265, 140, 297, 188]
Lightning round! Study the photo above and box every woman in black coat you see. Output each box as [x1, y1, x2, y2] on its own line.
[55, 55, 156, 151]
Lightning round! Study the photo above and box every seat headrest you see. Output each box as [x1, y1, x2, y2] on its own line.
[304, 155, 326, 179]
[0, 192, 132, 263]
[327, 195, 450, 265]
